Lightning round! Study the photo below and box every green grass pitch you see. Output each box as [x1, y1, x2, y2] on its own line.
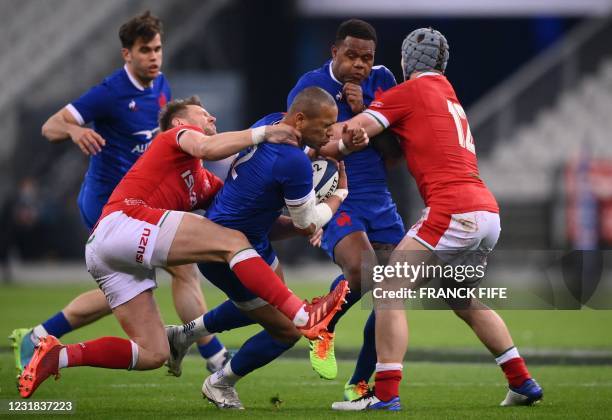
[1, 282, 611, 418]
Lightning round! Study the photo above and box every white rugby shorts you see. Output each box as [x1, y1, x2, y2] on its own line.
[85, 209, 184, 308]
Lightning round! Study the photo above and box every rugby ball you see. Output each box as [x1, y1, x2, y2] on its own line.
[312, 159, 339, 203]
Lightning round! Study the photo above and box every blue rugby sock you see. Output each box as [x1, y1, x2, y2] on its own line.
[203, 300, 255, 334]
[327, 275, 360, 333]
[197, 336, 224, 359]
[349, 310, 377, 384]
[41, 311, 73, 339]
[230, 330, 294, 377]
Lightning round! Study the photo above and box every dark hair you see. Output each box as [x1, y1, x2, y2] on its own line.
[288, 87, 336, 118]
[335, 19, 377, 46]
[119, 10, 163, 49]
[158, 96, 203, 131]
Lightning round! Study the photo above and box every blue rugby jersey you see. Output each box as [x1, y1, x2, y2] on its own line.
[67, 65, 171, 199]
[287, 60, 396, 196]
[205, 113, 312, 254]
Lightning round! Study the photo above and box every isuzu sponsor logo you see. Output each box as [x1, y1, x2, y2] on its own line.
[136, 227, 151, 264]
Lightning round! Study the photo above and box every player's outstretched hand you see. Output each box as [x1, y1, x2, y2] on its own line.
[70, 126, 106, 156]
[309, 228, 323, 247]
[265, 123, 301, 146]
[343, 82, 365, 115]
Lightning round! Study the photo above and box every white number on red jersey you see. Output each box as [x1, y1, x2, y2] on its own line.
[447, 100, 475, 154]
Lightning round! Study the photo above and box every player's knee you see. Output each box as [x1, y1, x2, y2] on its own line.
[224, 229, 251, 255]
[144, 335, 170, 369]
[148, 346, 170, 369]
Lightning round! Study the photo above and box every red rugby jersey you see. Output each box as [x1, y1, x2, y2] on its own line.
[365, 72, 498, 214]
[100, 125, 223, 224]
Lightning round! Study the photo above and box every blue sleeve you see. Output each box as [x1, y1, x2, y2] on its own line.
[70, 82, 114, 124]
[273, 147, 313, 203]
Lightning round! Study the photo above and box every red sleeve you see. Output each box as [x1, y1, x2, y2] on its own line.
[364, 83, 412, 129]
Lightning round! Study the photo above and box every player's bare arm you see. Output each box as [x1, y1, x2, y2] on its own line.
[268, 215, 305, 241]
[178, 124, 300, 161]
[334, 112, 384, 141]
[268, 215, 324, 246]
[41, 108, 106, 156]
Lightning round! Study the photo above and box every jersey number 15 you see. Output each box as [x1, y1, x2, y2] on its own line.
[447, 100, 475, 154]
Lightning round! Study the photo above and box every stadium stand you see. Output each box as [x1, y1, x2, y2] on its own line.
[468, 16, 612, 247]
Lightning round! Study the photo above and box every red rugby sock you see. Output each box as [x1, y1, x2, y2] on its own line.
[230, 250, 303, 319]
[501, 357, 531, 388]
[65, 337, 133, 369]
[374, 370, 402, 402]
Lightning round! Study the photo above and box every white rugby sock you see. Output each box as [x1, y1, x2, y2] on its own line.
[375, 362, 403, 372]
[129, 340, 139, 370]
[207, 348, 228, 369]
[31, 325, 48, 344]
[182, 316, 211, 345]
[58, 348, 68, 369]
[495, 346, 520, 365]
[292, 305, 308, 327]
[211, 361, 242, 386]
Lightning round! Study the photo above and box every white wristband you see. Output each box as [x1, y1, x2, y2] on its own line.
[338, 140, 352, 156]
[251, 126, 266, 145]
[332, 188, 348, 201]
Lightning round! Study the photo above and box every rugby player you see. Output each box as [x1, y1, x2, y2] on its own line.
[287, 19, 405, 399]
[164, 87, 366, 409]
[330, 28, 543, 411]
[17, 96, 348, 399]
[10, 11, 230, 375]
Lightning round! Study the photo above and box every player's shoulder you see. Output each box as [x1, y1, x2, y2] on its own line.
[410, 72, 448, 87]
[155, 72, 169, 83]
[267, 143, 309, 164]
[82, 67, 124, 98]
[366, 65, 397, 95]
[154, 72, 171, 90]
[100, 67, 129, 90]
[370, 64, 395, 79]
[160, 125, 202, 144]
[294, 62, 334, 89]
[251, 112, 285, 128]
[270, 144, 311, 177]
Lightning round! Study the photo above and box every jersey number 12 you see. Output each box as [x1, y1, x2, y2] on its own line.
[447, 100, 475, 154]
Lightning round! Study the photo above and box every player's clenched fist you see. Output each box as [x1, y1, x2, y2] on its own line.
[69, 126, 106, 156]
[342, 82, 365, 114]
[264, 123, 301, 146]
[340, 123, 369, 153]
[350, 127, 368, 148]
